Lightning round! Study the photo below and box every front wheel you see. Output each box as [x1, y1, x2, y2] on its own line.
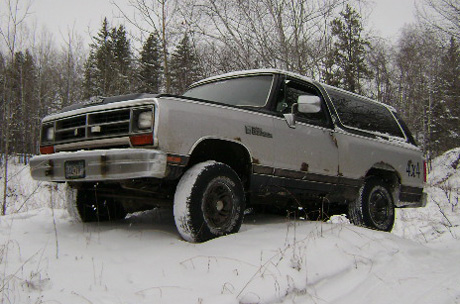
[348, 177, 395, 231]
[173, 161, 245, 242]
[66, 184, 127, 222]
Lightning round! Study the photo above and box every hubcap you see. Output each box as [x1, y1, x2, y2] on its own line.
[368, 187, 392, 228]
[216, 200, 224, 211]
[203, 181, 235, 229]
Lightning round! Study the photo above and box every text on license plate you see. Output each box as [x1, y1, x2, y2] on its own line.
[65, 160, 85, 179]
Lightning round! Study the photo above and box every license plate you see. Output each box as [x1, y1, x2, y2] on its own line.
[65, 160, 85, 179]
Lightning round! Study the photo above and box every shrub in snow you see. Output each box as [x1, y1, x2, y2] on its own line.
[0, 159, 65, 214]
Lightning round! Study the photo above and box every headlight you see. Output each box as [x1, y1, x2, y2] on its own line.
[46, 127, 55, 141]
[41, 124, 55, 143]
[137, 111, 153, 129]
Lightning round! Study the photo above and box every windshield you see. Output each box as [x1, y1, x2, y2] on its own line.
[183, 75, 274, 107]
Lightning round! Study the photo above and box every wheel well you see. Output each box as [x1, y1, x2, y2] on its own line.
[188, 139, 252, 188]
[365, 167, 401, 200]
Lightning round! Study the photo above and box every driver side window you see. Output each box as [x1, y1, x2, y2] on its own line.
[275, 80, 329, 127]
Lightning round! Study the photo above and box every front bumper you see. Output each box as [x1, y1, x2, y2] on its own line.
[30, 149, 167, 182]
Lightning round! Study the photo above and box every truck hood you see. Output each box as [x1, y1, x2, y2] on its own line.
[58, 93, 160, 113]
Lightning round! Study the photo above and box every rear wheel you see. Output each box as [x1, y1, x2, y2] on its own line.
[348, 177, 395, 231]
[173, 161, 245, 242]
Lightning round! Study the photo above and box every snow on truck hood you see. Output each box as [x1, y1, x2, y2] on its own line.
[58, 93, 159, 113]
[43, 93, 162, 122]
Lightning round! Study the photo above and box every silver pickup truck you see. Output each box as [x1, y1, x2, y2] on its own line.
[30, 69, 426, 242]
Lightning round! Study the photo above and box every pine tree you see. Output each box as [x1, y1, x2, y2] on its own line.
[83, 18, 133, 98]
[112, 25, 132, 95]
[323, 4, 372, 94]
[83, 50, 98, 98]
[9, 50, 36, 155]
[0, 51, 5, 153]
[9, 51, 24, 154]
[169, 34, 201, 94]
[84, 18, 110, 97]
[22, 50, 36, 156]
[138, 33, 162, 93]
[94, 18, 114, 95]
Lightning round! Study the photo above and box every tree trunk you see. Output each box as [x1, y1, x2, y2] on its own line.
[2, 102, 10, 215]
[162, 0, 171, 93]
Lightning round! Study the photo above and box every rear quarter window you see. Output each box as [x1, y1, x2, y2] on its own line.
[328, 91, 404, 138]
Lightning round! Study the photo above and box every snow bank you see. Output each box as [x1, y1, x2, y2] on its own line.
[429, 147, 460, 187]
[0, 158, 66, 214]
[393, 148, 460, 243]
[1, 208, 460, 304]
[0, 148, 459, 303]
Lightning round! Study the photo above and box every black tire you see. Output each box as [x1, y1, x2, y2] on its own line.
[173, 161, 245, 242]
[348, 177, 395, 231]
[69, 187, 127, 222]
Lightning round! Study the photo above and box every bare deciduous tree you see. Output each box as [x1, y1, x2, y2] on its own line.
[417, 0, 460, 39]
[0, 0, 32, 215]
[395, 26, 445, 157]
[367, 39, 396, 104]
[59, 27, 85, 108]
[184, 0, 343, 76]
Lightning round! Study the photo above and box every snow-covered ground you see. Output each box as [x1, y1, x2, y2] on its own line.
[0, 149, 459, 304]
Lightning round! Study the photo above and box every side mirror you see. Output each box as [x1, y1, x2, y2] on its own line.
[298, 95, 321, 113]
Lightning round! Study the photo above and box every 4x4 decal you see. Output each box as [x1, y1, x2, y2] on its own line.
[406, 160, 421, 178]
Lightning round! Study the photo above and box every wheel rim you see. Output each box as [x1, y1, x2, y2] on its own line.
[77, 189, 118, 222]
[368, 187, 393, 229]
[203, 180, 235, 230]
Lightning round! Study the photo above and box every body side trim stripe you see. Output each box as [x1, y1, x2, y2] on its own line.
[253, 164, 359, 186]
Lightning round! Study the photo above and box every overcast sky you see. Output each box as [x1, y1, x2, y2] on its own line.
[367, 0, 417, 38]
[27, 0, 417, 46]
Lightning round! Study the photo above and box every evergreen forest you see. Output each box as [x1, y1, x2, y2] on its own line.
[1, 0, 459, 162]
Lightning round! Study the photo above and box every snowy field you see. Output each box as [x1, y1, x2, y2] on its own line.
[0, 149, 459, 304]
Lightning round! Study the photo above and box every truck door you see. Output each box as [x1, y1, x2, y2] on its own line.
[270, 78, 339, 193]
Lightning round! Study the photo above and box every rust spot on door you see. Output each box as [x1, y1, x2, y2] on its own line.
[301, 162, 309, 172]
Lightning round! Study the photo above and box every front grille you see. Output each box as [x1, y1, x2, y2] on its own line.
[88, 122, 130, 137]
[89, 110, 131, 125]
[56, 128, 86, 141]
[47, 107, 152, 147]
[86, 109, 131, 139]
[57, 115, 86, 129]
